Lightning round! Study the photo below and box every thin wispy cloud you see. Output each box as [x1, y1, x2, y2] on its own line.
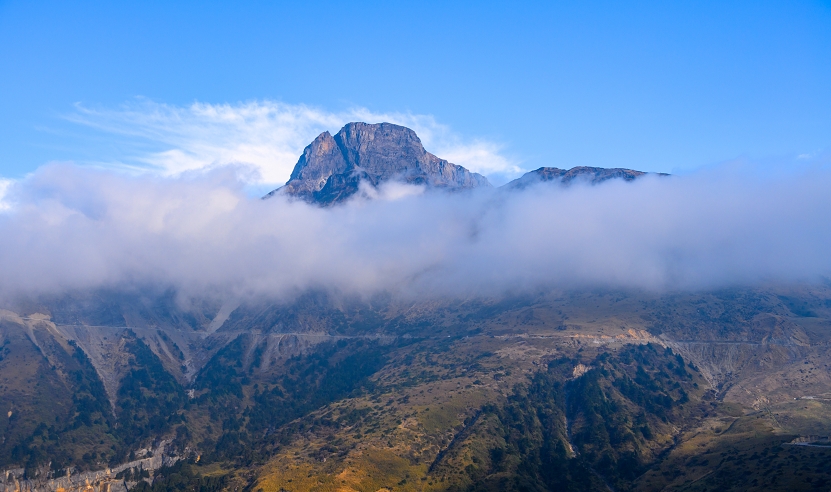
[66, 100, 523, 186]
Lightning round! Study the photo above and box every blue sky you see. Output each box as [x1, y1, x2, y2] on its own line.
[1, 0, 830, 185]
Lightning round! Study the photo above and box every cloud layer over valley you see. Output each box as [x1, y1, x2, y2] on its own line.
[1, 159, 830, 302]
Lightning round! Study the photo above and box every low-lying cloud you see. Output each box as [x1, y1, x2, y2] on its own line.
[1, 161, 830, 302]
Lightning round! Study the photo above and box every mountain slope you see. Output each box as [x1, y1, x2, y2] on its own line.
[2, 287, 831, 491]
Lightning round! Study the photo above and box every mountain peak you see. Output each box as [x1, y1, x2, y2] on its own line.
[267, 122, 491, 205]
[505, 166, 667, 190]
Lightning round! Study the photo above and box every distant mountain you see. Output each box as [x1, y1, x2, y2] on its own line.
[505, 166, 668, 190]
[265, 122, 491, 205]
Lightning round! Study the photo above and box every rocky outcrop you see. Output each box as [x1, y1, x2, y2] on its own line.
[266, 122, 491, 205]
[505, 166, 666, 190]
[0, 440, 177, 492]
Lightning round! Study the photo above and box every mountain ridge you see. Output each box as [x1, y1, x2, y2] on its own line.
[504, 165, 669, 190]
[267, 122, 666, 205]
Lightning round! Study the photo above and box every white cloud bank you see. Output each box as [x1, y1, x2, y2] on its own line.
[0, 179, 13, 211]
[0, 161, 829, 301]
[67, 100, 523, 186]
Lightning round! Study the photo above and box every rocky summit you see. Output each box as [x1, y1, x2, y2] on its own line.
[265, 122, 491, 205]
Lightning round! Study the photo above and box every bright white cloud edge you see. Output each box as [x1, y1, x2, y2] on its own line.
[0, 179, 14, 211]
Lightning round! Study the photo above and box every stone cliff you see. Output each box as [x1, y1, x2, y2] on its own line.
[265, 122, 491, 205]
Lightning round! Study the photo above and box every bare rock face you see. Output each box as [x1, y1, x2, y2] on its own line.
[279, 131, 349, 199]
[266, 122, 491, 205]
[505, 166, 666, 190]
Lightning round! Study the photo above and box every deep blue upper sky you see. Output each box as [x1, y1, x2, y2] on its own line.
[1, 0, 830, 180]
